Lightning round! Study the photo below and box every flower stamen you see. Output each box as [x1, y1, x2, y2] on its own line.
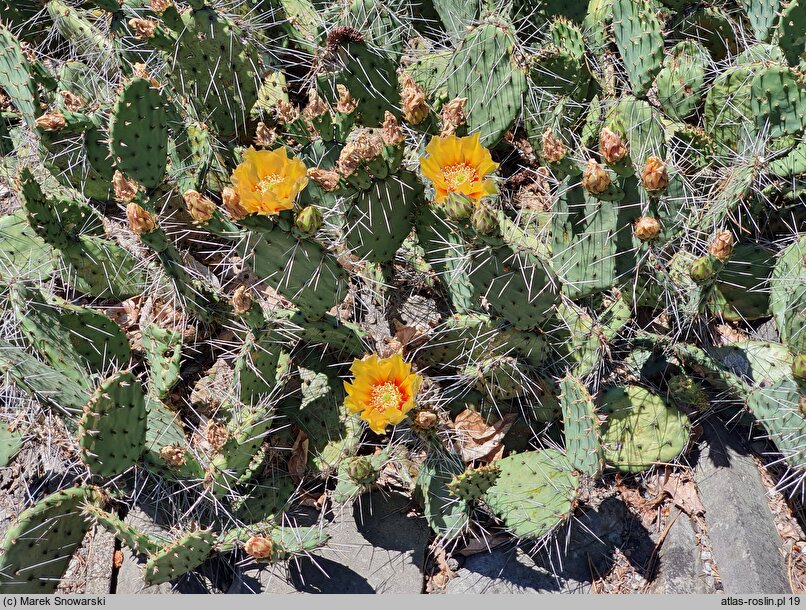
[442, 162, 479, 192]
[369, 382, 404, 413]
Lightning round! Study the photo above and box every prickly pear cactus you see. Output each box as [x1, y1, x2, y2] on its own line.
[2, 0, 806, 592]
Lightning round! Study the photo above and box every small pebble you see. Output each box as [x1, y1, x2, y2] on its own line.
[701, 551, 712, 561]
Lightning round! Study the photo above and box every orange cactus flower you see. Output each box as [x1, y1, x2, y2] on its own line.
[344, 354, 422, 434]
[419, 133, 499, 204]
[230, 146, 308, 217]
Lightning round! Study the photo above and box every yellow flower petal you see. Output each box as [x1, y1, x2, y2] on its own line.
[344, 353, 422, 435]
[229, 146, 308, 216]
[419, 133, 498, 206]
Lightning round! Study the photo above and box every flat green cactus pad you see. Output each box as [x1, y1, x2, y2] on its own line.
[600, 385, 690, 473]
[78, 371, 147, 477]
[143, 530, 216, 585]
[484, 449, 579, 539]
[0, 486, 104, 593]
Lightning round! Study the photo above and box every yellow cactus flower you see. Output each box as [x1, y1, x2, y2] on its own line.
[344, 354, 422, 435]
[419, 133, 498, 204]
[230, 147, 309, 217]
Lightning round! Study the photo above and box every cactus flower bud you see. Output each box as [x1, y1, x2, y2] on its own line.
[582, 159, 611, 194]
[541, 128, 566, 163]
[633, 216, 661, 241]
[440, 97, 467, 137]
[799, 394, 806, 416]
[183, 189, 216, 223]
[244, 536, 274, 560]
[600, 127, 628, 165]
[708, 230, 734, 262]
[471, 204, 498, 235]
[400, 71, 429, 125]
[129, 18, 157, 39]
[347, 456, 377, 484]
[222, 186, 249, 220]
[126, 203, 156, 235]
[335, 84, 357, 114]
[641, 155, 669, 192]
[113, 170, 139, 202]
[35, 112, 66, 132]
[443, 193, 474, 220]
[159, 445, 186, 467]
[59, 91, 84, 111]
[295, 206, 323, 235]
[791, 353, 806, 380]
[382, 111, 405, 145]
[307, 167, 340, 192]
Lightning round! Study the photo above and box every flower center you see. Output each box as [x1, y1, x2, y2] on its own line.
[254, 173, 285, 194]
[370, 382, 404, 412]
[442, 163, 478, 191]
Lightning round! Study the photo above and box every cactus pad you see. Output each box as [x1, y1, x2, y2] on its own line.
[78, 371, 147, 477]
[600, 385, 690, 473]
[484, 449, 579, 539]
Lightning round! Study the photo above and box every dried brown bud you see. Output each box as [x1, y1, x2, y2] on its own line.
[307, 167, 340, 192]
[132, 63, 160, 88]
[113, 170, 139, 202]
[336, 145, 360, 177]
[231, 285, 252, 315]
[255, 122, 277, 147]
[183, 189, 216, 223]
[150, 0, 172, 13]
[35, 112, 66, 132]
[600, 127, 628, 165]
[335, 84, 356, 114]
[303, 89, 329, 118]
[129, 18, 157, 39]
[633, 216, 661, 241]
[382, 111, 405, 146]
[275, 100, 299, 125]
[206, 421, 228, 452]
[159, 445, 186, 467]
[708, 230, 734, 262]
[541, 128, 566, 163]
[440, 97, 467, 137]
[400, 71, 429, 125]
[412, 409, 437, 430]
[60, 91, 84, 111]
[244, 536, 274, 560]
[641, 155, 669, 192]
[353, 130, 383, 161]
[222, 187, 249, 220]
[582, 159, 611, 194]
[126, 203, 156, 235]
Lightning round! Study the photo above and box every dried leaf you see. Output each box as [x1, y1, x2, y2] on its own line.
[288, 429, 309, 483]
[453, 410, 516, 462]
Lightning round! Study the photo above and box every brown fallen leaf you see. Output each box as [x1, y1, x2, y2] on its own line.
[452, 409, 516, 462]
[288, 429, 309, 483]
[648, 471, 705, 517]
